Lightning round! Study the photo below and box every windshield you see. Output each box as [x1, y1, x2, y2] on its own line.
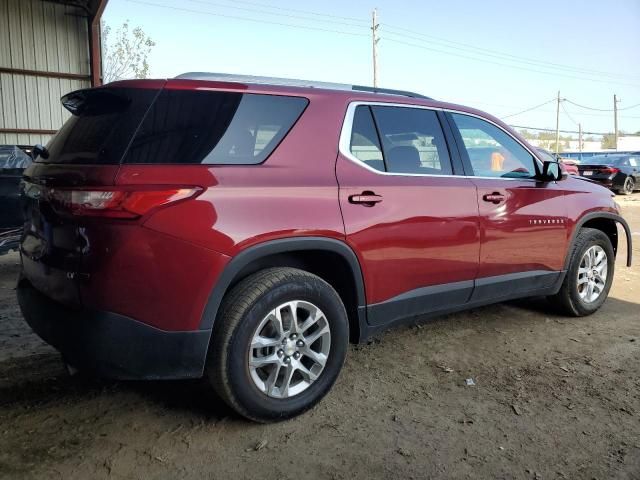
[0, 145, 32, 169]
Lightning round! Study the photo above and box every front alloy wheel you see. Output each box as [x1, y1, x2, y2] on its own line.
[576, 245, 608, 303]
[547, 227, 614, 316]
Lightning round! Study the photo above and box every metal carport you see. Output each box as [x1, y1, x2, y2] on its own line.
[0, 0, 108, 147]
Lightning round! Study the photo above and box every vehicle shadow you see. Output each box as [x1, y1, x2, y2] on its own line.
[1, 295, 637, 421]
[0, 353, 235, 421]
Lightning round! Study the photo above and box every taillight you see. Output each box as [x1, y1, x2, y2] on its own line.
[600, 167, 619, 175]
[48, 187, 202, 219]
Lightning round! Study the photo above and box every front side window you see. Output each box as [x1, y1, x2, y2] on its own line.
[451, 113, 537, 179]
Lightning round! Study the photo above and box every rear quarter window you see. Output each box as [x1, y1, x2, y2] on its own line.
[123, 91, 308, 165]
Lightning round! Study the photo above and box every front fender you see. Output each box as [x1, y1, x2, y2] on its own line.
[567, 212, 632, 268]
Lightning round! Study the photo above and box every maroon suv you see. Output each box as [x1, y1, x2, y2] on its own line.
[18, 73, 632, 422]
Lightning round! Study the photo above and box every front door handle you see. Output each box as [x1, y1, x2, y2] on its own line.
[349, 192, 383, 206]
[482, 192, 505, 204]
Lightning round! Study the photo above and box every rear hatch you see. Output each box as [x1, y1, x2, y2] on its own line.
[21, 84, 162, 306]
[20, 80, 308, 308]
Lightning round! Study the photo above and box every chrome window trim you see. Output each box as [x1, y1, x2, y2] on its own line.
[338, 101, 542, 181]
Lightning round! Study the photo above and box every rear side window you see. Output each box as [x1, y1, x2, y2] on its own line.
[124, 91, 308, 164]
[349, 106, 385, 172]
[371, 106, 452, 175]
[347, 105, 453, 175]
[40, 88, 158, 164]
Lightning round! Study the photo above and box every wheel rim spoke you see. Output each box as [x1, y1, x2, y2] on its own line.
[264, 364, 281, 396]
[305, 323, 330, 347]
[302, 347, 327, 368]
[297, 362, 319, 382]
[280, 364, 296, 397]
[299, 307, 322, 335]
[251, 335, 281, 350]
[250, 352, 280, 368]
[286, 301, 300, 334]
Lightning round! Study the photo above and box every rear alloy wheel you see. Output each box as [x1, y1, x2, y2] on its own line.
[547, 228, 614, 316]
[206, 267, 348, 422]
[249, 300, 331, 398]
[619, 177, 635, 195]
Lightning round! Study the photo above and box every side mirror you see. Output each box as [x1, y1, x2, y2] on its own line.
[32, 144, 49, 160]
[541, 160, 566, 181]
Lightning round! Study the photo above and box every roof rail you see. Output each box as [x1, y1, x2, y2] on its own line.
[175, 72, 431, 99]
[351, 85, 431, 99]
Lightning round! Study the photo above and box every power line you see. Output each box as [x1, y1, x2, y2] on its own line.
[564, 99, 640, 112]
[125, 0, 368, 37]
[184, 0, 370, 29]
[381, 23, 640, 82]
[187, 0, 370, 24]
[509, 124, 608, 135]
[502, 99, 556, 118]
[560, 101, 580, 126]
[383, 37, 640, 88]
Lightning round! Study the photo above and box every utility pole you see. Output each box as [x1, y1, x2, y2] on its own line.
[613, 94, 619, 151]
[371, 8, 379, 88]
[578, 123, 583, 156]
[555, 91, 561, 154]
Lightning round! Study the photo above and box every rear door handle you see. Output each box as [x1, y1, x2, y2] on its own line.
[349, 192, 383, 206]
[482, 192, 505, 204]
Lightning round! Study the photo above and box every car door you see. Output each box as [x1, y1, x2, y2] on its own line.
[446, 111, 568, 302]
[336, 102, 480, 327]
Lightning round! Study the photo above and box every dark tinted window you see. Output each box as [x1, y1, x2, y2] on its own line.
[371, 106, 452, 175]
[124, 90, 308, 164]
[349, 106, 384, 172]
[593, 156, 634, 167]
[452, 113, 537, 179]
[40, 88, 157, 164]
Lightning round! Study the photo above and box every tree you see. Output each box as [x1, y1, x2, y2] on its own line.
[601, 133, 616, 149]
[101, 21, 155, 83]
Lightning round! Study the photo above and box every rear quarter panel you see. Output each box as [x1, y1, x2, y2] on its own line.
[117, 91, 349, 254]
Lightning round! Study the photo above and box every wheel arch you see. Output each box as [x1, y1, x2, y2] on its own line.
[199, 237, 368, 343]
[566, 212, 632, 269]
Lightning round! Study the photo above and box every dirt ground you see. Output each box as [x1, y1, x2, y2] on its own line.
[1, 197, 639, 480]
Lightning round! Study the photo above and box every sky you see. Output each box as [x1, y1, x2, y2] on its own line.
[102, 0, 640, 137]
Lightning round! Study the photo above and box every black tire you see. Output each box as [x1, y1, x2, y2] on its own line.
[547, 228, 615, 316]
[205, 267, 349, 422]
[618, 176, 635, 195]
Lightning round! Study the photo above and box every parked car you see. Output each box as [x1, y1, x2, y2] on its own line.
[535, 148, 579, 175]
[17, 73, 632, 422]
[0, 145, 32, 255]
[577, 154, 639, 195]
